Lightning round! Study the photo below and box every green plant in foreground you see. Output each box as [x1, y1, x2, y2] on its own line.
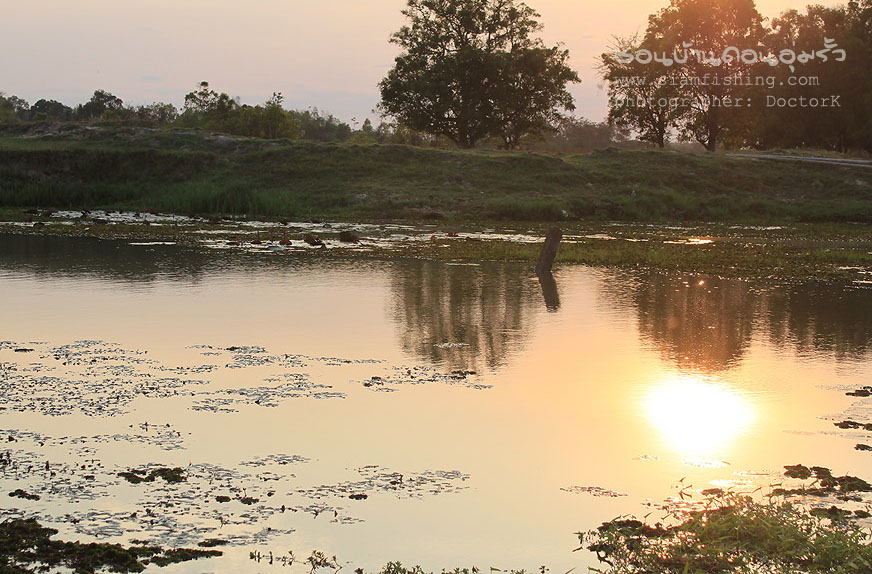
[583, 493, 872, 573]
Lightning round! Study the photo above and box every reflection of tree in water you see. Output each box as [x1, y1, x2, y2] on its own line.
[612, 271, 872, 371]
[630, 273, 757, 371]
[0, 233, 211, 284]
[761, 286, 872, 361]
[391, 261, 538, 372]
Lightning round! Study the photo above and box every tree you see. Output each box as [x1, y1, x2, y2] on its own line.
[757, 7, 855, 150]
[180, 81, 238, 126]
[1, 95, 30, 121]
[600, 36, 685, 148]
[379, 0, 579, 149]
[132, 102, 179, 126]
[0, 94, 15, 123]
[645, 0, 767, 151]
[260, 93, 300, 139]
[292, 108, 352, 142]
[30, 99, 73, 121]
[350, 118, 377, 143]
[76, 89, 123, 119]
[536, 116, 629, 151]
[492, 45, 578, 148]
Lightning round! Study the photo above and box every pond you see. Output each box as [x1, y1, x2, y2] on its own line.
[1, 233, 871, 573]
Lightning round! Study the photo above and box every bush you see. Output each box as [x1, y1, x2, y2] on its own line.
[584, 492, 872, 573]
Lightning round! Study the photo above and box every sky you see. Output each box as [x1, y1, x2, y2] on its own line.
[0, 0, 846, 124]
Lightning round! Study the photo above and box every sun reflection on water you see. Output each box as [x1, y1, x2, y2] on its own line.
[644, 375, 756, 457]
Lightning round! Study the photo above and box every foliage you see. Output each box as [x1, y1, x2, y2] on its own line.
[537, 117, 628, 151]
[294, 108, 351, 142]
[600, 0, 872, 152]
[584, 492, 872, 574]
[379, 0, 579, 148]
[758, 5, 872, 152]
[0, 94, 15, 124]
[646, 0, 767, 152]
[76, 89, 124, 120]
[0, 518, 221, 573]
[29, 99, 74, 121]
[181, 81, 238, 123]
[129, 102, 179, 126]
[176, 83, 302, 139]
[306, 550, 339, 573]
[600, 35, 685, 148]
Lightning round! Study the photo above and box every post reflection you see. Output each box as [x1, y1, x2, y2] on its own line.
[537, 271, 560, 312]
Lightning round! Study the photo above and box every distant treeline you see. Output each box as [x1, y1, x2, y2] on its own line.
[0, 81, 626, 152]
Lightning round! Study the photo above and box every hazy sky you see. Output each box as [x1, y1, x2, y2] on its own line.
[0, 0, 845, 124]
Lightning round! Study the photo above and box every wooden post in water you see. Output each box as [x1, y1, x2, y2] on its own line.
[535, 227, 562, 276]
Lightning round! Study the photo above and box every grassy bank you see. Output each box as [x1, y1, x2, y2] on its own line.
[1, 125, 871, 223]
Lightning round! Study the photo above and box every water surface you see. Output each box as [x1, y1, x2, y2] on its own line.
[1, 234, 871, 572]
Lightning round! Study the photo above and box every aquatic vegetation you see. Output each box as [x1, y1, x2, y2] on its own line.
[296, 466, 470, 501]
[307, 550, 339, 573]
[560, 486, 627, 498]
[3, 209, 872, 281]
[7, 489, 39, 501]
[582, 492, 872, 574]
[0, 518, 221, 573]
[197, 538, 229, 547]
[835, 420, 872, 431]
[118, 467, 186, 484]
[356, 366, 490, 392]
[191, 377, 345, 412]
[0, 340, 209, 417]
[773, 465, 872, 497]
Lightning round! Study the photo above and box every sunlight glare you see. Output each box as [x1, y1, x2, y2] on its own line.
[644, 375, 755, 457]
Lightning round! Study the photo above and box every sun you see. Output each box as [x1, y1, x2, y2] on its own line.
[643, 374, 756, 457]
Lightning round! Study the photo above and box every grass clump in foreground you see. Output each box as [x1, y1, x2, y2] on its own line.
[0, 518, 221, 573]
[583, 492, 872, 573]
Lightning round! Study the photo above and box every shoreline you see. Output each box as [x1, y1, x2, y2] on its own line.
[1, 210, 870, 283]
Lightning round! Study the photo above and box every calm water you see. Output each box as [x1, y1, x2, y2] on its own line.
[1, 233, 872, 573]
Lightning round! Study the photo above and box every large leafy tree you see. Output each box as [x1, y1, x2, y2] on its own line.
[759, 7, 860, 151]
[491, 45, 578, 148]
[379, 0, 578, 149]
[645, 0, 767, 151]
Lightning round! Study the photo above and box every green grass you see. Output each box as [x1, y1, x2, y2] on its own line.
[1, 126, 871, 223]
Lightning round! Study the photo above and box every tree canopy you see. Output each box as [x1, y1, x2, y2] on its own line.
[601, 0, 872, 152]
[379, 0, 579, 149]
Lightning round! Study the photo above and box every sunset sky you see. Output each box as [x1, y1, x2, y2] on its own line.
[1, 0, 844, 124]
